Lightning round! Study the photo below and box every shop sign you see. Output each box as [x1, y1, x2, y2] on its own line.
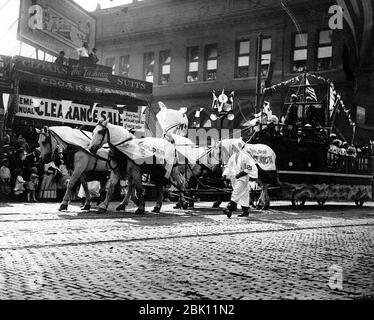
[16, 95, 145, 131]
[14, 56, 152, 95]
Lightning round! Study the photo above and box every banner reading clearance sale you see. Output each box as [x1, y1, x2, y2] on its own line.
[16, 95, 145, 131]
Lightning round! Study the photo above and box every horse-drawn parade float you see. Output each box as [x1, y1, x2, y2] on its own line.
[250, 72, 374, 207]
[1, 53, 373, 213]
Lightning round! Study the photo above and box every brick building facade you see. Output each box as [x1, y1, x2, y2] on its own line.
[93, 0, 374, 141]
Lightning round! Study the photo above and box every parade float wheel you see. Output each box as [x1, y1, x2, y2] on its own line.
[291, 196, 306, 207]
[316, 198, 327, 207]
[355, 199, 365, 207]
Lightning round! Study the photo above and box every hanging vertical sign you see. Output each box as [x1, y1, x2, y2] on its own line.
[0, 55, 11, 81]
[122, 107, 146, 132]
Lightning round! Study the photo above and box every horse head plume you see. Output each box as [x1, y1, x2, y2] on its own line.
[98, 118, 109, 127]
[158, 101, 167, 109]
[156, 103, 189, 136]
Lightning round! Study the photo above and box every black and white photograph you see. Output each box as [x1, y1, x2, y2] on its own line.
[0, 0, 373, 307]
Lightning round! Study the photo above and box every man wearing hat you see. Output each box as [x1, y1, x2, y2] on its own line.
[77, 42, 90, 66]
[3, 129, 11, 145]
[284, 94, 298, 134]
[305, 96, 324, 127]
[222, 149, 258, 218]
[89, 48, 99, 65]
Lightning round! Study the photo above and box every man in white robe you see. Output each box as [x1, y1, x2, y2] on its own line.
[223, 150, 258, 218]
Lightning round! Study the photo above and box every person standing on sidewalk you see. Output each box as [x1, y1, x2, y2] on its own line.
[223, 149, 258, 218]
[0, 158, 11, 199]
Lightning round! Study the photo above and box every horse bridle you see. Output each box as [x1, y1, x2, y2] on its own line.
[95, 122, 109, 150]
[95, 122, 134, 149]
[39, 130, 52, 145]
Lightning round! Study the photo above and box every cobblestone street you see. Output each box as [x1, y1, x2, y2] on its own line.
[0, 200, 373, 300]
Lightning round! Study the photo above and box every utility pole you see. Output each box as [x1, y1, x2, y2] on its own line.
[255, 33, 263, 113]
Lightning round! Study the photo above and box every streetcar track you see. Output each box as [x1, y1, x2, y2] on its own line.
[0, 222, 373, 252]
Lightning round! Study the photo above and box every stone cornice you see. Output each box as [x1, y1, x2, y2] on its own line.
[96, 3, 324, 45]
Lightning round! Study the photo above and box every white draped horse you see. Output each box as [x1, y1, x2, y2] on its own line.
[37, 126, 113, 211]
[88, 119, 188, 214]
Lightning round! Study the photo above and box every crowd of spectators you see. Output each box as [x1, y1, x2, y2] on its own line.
[0, 126, 73, 202]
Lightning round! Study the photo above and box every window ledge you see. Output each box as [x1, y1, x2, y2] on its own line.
[184, 80, 217, 85]
[154, 84, 170, 88]
[233, 77, 256, 81]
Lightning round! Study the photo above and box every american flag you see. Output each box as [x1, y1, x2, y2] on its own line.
[144, 105, 162, 136]
[329, 82, 338, 116]
[305, 78, 317, 102]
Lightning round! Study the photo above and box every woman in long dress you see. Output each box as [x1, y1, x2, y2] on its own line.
[39, 155, 58, 201]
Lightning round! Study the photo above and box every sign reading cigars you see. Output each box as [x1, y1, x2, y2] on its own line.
[14, 56, 152, 96]
[16, 95, 146, 131]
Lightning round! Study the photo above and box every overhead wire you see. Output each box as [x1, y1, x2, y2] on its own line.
[0, 0, 12, 12]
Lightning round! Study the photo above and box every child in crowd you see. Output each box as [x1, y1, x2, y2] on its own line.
[0, 159, 11, 198]
[13, 169, 26, 201]
[26, 167, 39, 202]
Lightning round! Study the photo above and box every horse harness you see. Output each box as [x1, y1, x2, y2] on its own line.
[96, 122, 135, 172]
[47, 129, 108, 172]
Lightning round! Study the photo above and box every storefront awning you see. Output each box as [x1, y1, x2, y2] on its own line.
[12, 56, 153, 105]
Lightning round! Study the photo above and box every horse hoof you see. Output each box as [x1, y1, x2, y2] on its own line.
[58, 204, 68, 211]
[152, 207, 161, 213]
[224, 209, 232, 219]
[81, 204, 91, 211]
[97, 208, 107, 214]
[182, 204, 188, 210]
[173, 204, 181, 209]
[116, 204, 127, 211]
[263, 202, 270, 210]
[135, 208, 145, 215]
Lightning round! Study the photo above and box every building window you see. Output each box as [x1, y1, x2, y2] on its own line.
[317, 30, 332, 71]
[159, 50, 171, 85]
[205, 43, 218, 81]
[292, 33, 308, 72]
[119, 55, 130, 77]
[261, 37, 272, 77]
[143, 52, 154, 83]
[186, 46, 199, 83]
[105, 57, 115, 74]
[235, 39, 250, 78]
